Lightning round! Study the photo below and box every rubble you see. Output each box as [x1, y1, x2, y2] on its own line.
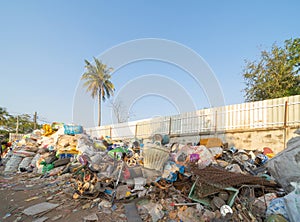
[1, 123, 300, 221]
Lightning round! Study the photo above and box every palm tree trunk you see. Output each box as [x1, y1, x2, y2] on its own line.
[98, 90, 101, 127]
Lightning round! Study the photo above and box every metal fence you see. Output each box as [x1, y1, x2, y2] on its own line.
[86, 95, 300, 140]
[9, 133, 25, 142]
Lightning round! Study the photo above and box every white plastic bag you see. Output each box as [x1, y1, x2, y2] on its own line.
[4, 155, 23, 173]
[195, 145, 214, 168]
[18, 157, 33, 171]
[267, 135, 300, 191]
[76, 134, 96, 156]
[284, 182, 300, 222]
[30, 153, 41, 168]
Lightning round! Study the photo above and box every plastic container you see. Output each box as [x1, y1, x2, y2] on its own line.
[229, 146, 238, 154]
[255, 153, 268, 165]
[220, 205, 233, 217]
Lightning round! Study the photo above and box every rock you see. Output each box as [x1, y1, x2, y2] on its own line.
[93, 198, 101, 202]
[82, 202, 91, 209]
[83, 213, 98, 222]
[46, 196, 54, 201]
[32, 216, 49, 222]
[23, 202, 59, 216]
[51, 214, 63, 221]
[13, 216, 22, 222]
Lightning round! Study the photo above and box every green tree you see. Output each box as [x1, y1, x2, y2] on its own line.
[285, 38, 300, 73]
[0, 107, 11, 140]
[243, 38, 300, 102]
[0, 107, 11, 128]
[0, 108, 40, 140]
[17, 114, 36, 133]
[81, 58, 115, 126]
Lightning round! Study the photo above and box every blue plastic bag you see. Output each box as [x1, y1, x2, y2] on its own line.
[266, 198, 289, 221]
[63, 124, 83, 135]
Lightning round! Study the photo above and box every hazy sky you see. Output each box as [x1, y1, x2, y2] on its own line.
[1, 0, 299, 126]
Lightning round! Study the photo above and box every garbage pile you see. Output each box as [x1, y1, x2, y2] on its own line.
[2, 123, 300, 222]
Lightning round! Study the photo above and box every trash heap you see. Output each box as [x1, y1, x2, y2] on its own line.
[2, 124, 300, 222]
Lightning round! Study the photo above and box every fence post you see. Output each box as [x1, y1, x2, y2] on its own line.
[135, 124, 138, 138]
[283, 101, 288, 149]
[168, 117, 172, 135]
[214, 110, 218, 135]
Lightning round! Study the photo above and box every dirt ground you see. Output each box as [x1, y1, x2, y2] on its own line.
[0, 165, 127, 222]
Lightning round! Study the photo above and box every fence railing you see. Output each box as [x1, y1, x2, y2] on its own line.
[9, 133, 25, 142]
[86, 95, 300, 140]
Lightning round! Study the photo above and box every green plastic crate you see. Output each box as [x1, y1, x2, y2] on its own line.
[188, 181, 239, 207]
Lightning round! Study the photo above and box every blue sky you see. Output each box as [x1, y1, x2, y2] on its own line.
[1, 1, 300, 126]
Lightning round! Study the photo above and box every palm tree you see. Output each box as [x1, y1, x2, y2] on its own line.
[81, 57, 115, 126]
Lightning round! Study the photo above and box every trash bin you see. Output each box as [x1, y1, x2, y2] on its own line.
[143, 144, 169, 171]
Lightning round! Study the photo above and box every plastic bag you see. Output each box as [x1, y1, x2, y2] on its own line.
[267, 135, 300, 192]
[40, 161, 54, 174]
[161, 161, 184, 182]
[108, 147, 128, 160]
[209, 147, 223, 157]
[64, 124, 83, 135]
[143, 202, 164, 222]
[266, 198, 289, 221]
[175, 149, 189, 163]
[50, 127, 65, 144]
[2, 150, 13, 165]
[195, 145, 214, 168]
[42, 124, 53, 136]
[76, 134, 96, 156]
[76, 144, 95, 156]
[284, 182, 300, 222]
[13, 150, 36, 157]
[18, 157, 33, 171]
[93, 140, 107, 151]
[175, 145, 194, 164]
[51, 122, 64, 130]
[4, 155, 23, 173]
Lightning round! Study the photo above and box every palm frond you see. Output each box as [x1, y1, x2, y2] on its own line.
[81, 57, 114, 102]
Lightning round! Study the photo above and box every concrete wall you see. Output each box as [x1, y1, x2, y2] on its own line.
[168, 126, 299, 154]
[224, 127, 298, 153]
